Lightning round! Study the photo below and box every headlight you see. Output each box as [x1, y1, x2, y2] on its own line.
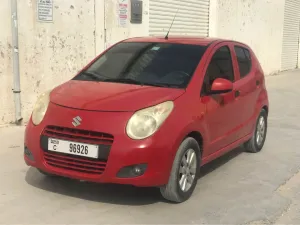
[31, 90, 51, 125]
[126, 101, 174, 140]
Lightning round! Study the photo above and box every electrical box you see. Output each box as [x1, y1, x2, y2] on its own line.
[131, 0, 143, 24]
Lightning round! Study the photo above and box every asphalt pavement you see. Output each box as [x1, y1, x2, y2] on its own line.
[0, 69, 300, 224]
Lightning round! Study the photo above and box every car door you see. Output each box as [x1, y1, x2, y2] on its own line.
[201, 43, 242, 157]
[231, 44, 261, 139]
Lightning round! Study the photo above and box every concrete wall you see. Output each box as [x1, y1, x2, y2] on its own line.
[298, 25, 300, 68]
[17, 0, 98, 124]
[0, 0, 149, 126]
[212, 0, 285, 75]
[105, 0, 149, 47]
[0, 0, 14, 125]
[0, 0, 292, 126]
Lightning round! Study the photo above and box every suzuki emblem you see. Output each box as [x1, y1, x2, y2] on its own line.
[72, 116, 82, 127]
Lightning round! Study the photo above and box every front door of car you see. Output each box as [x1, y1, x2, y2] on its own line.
[201, 43, 241, 157]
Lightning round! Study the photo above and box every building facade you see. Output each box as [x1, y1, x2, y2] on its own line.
[0, 0, 300, 125]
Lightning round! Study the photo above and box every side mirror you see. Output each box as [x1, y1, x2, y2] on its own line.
[210, 78, 233, 94]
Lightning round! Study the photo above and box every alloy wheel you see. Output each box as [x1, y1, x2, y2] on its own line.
[178, 148, 197, 192]
[256, 116, 266, 146]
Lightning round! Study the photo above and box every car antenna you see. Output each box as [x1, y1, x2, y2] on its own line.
[165, 9, 179, 40]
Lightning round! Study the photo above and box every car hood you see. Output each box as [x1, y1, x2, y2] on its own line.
[50, 80, 185, 112]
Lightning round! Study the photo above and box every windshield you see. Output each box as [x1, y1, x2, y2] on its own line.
[73, 42, 207, 88]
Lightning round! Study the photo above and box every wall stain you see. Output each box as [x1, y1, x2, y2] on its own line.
[1, 0, 116, 125]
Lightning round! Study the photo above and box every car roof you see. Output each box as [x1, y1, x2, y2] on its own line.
[123, 35, 232, 46]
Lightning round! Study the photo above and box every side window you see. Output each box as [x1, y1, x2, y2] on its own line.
[202, 46, 234, 94]
[234, 46, 252, 78]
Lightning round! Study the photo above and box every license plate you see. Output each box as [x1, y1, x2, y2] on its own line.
[48, 138, 99, 159]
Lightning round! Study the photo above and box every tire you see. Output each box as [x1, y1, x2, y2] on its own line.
[160, 137, 201, 203]
[244, 109, 268, 153]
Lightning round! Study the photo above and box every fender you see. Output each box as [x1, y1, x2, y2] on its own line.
[163, 119, 207, 176]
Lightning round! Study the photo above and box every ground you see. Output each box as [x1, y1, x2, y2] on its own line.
[1, 70, 300, 224]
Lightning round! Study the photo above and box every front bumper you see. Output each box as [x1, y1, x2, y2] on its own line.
[24, 102, 177, 187]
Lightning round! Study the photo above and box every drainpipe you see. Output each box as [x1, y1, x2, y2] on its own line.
[104, 0, 107, 49]
[11, 0, 22, 124]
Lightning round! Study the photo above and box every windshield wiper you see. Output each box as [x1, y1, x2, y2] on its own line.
[80, 71, 101, 80]
[103, 78, 179, 88]
[79, 71, 110, 81]
[148, 82, 179, 88]
[103, 78, 144, 85]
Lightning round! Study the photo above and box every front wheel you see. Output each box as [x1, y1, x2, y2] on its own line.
[160, 137, 200, 203]
[244, 109, 268, 153]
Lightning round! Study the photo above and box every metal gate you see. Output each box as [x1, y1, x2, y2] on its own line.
[281, 0, 300, 71]
[149, 0, 210, 36]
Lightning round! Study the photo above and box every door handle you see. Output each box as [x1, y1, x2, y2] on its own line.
[235, 90, 240, 98]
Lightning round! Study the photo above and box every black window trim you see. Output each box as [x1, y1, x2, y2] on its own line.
[200, 44, 235, 96]
[234, 45, 252, 79]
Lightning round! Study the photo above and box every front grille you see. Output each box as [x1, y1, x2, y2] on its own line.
[43, 125, 114, 145]
[44, 151, 107, 175]
[42, 125, 113, 175]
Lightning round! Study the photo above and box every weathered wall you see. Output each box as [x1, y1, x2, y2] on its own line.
[213, 0, 285, 75]
[0, 0, 149, 126]
[298, 35, 300, 68]
[104, 0, 149, 48]
[18, 0, 98, 124]
[0, 0, 14, 125]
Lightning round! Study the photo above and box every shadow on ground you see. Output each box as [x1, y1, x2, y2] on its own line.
[199, 147, 244, 178]
[25, 147, 244, 205]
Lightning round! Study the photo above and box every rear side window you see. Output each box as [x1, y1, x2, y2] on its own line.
[234, 46, 252, 78]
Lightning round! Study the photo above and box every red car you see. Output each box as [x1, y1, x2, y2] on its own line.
[24, 36, 269, 203]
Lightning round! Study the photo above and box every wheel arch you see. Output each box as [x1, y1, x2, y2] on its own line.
[255, 89, 269, 116]
[186, 131, 204, 157]
[262, 105, 268, 115]
[164, 121, 207, 183]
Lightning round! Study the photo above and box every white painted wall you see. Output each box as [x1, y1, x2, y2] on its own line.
[0, 0, 149, 126]
[212, 0, 285, 75]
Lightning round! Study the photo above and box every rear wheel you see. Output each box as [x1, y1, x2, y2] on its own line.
[244, 109, 268, 153]
[160, 137, 200, 203]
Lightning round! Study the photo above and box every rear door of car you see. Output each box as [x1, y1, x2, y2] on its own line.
[230, 43, 260, 139]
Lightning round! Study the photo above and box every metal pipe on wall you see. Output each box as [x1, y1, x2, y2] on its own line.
[104, 0, 107, 49]
[11, 0, 22, 124]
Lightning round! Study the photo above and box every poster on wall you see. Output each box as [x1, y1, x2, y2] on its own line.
[118, 0, 128, 27]
[37, 0, 53, 22]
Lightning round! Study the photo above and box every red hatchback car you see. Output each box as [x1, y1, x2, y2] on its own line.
[24, 36, 269, 203]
